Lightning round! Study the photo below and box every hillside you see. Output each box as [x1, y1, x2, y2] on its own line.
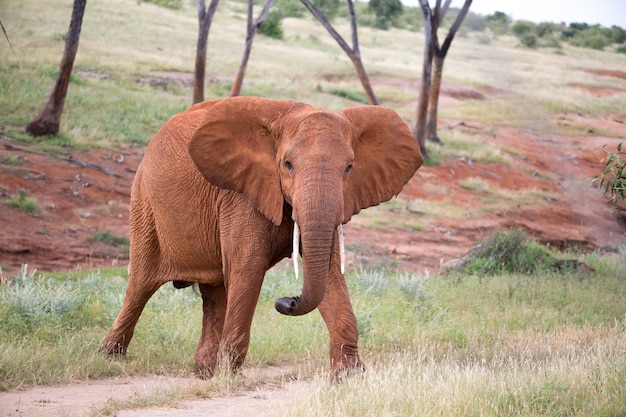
[1, 0, 626, 273]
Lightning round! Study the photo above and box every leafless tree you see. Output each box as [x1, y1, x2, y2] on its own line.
[230, 0, 277, 97]
[26, 0, 87, 136]
[193, 0, 221, 104]
[415, 0, 472, 158]
[300, 0, 379, 105]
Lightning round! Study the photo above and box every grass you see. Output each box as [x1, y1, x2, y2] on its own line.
[0, 248, 625, 417]
[2, 154, 23, 165]
[3, 0, 626, 149]
[2, 188, 40, 214]
[92, 229, 130, 247]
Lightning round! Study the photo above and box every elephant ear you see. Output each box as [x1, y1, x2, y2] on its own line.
[188, 96, 306, 226]
[341, 105, 424, 223]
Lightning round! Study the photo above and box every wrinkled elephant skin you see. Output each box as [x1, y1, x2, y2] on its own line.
[99, 96, 423, 379]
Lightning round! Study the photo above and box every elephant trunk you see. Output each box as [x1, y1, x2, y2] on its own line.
[275, 178, 342, 316]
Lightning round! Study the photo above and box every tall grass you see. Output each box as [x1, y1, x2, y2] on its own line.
[1, 250, 625, 417]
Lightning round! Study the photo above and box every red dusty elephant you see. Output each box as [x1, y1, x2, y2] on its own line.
[100, 96, 423, 379]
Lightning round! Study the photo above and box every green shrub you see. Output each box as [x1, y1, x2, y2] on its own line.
[519, 32, 538, 48]
[463, 229, 555, 275]
[258, 10, 284, 40]
[593, 142, 625, 210]
[274, 0, 306, 18]
[510, 21, 535, 37]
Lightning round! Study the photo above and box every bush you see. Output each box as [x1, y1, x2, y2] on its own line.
[274, 0, 306, 18]
[258, 10, 284, 40]
[510, 21, 535, 37]
[486, 11, 509, 36]
[593, 142, 625, 210]
[519, 32, 538, 48]
[582, 33, 610, 50]
[311, 0, 340, 21]
[369, 0, 403, 31]
[463, 229, 555, 275]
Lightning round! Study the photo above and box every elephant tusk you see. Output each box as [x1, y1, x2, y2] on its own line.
[293, 222, 300, 280]
[338, 223, 345, 274]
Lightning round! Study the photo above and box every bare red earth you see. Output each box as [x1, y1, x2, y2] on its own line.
[1, 91, 625, 275]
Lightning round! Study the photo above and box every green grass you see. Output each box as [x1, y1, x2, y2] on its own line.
[2, 154, 23, 165]
[1, 248, 625, 417]
[3, 0, 626, 150]
[92, 229, 130, 248]
[2, 188, 40, 214]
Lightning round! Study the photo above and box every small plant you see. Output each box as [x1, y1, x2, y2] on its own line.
[2, 154, 22, 165]
[326, 87, 369, 104]
[3, 188, 39, 214]
[140, 0, 181, 10]
[593, 142, 625, 211]
[93, 229, 129, 246]
[258, 10, 284, 40]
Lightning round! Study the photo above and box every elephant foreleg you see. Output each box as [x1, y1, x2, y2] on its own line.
[218, 266, 265, 373]
[195, 283, 227, 379]
[317, 251, 364, 379]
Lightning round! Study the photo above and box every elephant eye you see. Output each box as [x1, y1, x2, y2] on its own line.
[284, 160, 294, 172]
[345, 163, 353, 175]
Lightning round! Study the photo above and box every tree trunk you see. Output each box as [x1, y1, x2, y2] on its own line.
[193, 0, 220, 104]
[230, 0, 277, 97]
[300, 0, 378, 105]
[414, 0, 432, 158]
[426, 53, 444, 143]
[26, 0, 87, 137]
[415, 0, 472, 156]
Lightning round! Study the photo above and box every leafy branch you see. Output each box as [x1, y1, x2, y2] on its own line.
[593, 142, 625, 211]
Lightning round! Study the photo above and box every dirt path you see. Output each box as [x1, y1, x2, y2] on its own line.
[0, 375, 192, 417]
[0, 368, 306, 417]
[117, 384, 302, 417]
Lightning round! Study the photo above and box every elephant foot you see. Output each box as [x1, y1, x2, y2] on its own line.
[332, 360, 366, 382]
[194, 361, 215, 379]
[98, 339, 127, 356]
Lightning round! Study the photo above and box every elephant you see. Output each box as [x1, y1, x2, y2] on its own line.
[99, 96, 423, 379]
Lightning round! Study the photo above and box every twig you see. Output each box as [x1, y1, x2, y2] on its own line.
[0, 18, 15, 54]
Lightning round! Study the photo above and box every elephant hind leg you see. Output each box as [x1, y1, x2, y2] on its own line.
[195, 283, 227, 379]
[99, 263, 163, 356]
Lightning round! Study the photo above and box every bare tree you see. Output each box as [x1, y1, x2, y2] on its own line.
[415, 0, 472, 158]
[26, 0, 87, 136]
[300, 0, 379, 105]
[193, 0, 221, 104]
[230, 0, 277, 97]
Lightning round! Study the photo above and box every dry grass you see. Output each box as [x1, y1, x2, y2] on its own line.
[277, 321, 626, 417]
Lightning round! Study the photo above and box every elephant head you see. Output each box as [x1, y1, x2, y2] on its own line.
[188, 96, 423, 316]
